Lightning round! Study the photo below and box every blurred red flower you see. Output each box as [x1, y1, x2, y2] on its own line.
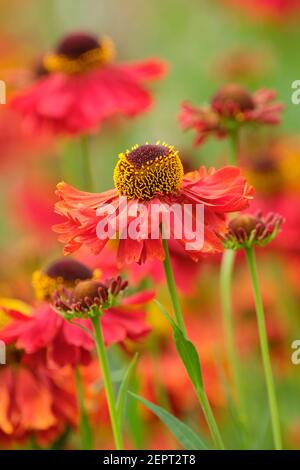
[0, 359, 77, 445]
[1, 290, 153, 368]
[179, 85, 283, 146]
[10, 32, 167, 136]
[223, 0, 300, 21]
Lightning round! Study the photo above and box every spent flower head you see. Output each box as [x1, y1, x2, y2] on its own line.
[221, 211, 284, 250]
[179, 83, 283, 146]
[52, 275, 128, 320]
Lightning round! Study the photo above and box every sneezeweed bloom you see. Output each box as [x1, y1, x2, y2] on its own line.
[222, 0, 300, 22]
[2, 260, 152, 368]
[54, 142, 254, 265]
[52, 275, 152, 450]
[54, 142, 252, 449]
[0, 355, 78, 445]
[32, 258, 100, 300]
[179, 84, 283, 145]
[221, 211, 284, 250]
[10, 32, 167, 136]
[53, 276, 128, 320]
[0, 306, 77, 445]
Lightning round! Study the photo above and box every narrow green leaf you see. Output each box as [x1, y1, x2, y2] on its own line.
[116, 353, 139, 427]
[129, 392, 208, 450]
[173, 327, 203, 391]
[155, 299, 203, 391]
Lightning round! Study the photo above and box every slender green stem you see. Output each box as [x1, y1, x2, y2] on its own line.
[80, 134, 93, 191]
[228, 129, 239, 166]
[220, 249, 247, 429]
[75, 366, 93, 450]
[162, 237, 225, 450]
[197, 388, 225, 450]
[162, 237, 187, 336]
[91, 316, 124, 450]
[245, 247, 282, 450]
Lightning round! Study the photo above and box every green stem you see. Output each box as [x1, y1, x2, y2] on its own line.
[162, 237, 187, 336]
[197, 388, 225, 450]
[162, 237, 225, 450]
[80, 135, 93, 191]
[220, 249, 247, 429]
[91, 316, 124, 450]
[245, 247, 282, 450]
[228, 129, 239, 166]
[75, 366, 93, 450]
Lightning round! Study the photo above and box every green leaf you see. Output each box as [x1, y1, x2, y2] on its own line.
[154, 299, 203, 391]
[173, 327, 203, 391]
[129, 392, 208, 450]
[116, 353, 139, 427]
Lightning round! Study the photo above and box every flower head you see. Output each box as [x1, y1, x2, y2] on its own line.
[10, 32, 167, 136]
[0, 306, 77, 443]
[221, 211, 284, 250]
[114, 143, 184, 201]
[0, 359, 77, 444]
[54, 142, 254, 265]
[223, 0, 300, 22]
[53, 276, 128, 320]
[179, 84, 283, 146]
[1, 286, 152, 368]
[43, 33, 115, 74]
[32, 258, 99, 300]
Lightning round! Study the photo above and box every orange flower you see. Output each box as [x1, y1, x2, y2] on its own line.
[54, 143, 253, 266]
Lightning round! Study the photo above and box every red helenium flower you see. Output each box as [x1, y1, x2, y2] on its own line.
[222, 0, 300, 21]
[10, 32, 167, 136]
[179, 84, 283, 146]
[0, 358, 77, 444]
[54, 143, 254, 266]
[1, 290, 153, 368]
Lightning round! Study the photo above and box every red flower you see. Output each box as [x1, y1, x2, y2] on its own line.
[179, 84, 283, 146]
[0, 358, 77, 444]
[223, 0, 300, 21]
[10, 32, 167, 136]
[247, 194, 299, 254]
[1, 290, 153, 368]
[54, 143, 253, 265]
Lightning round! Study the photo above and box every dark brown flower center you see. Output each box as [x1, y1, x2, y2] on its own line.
[56, 33, 100, 58]
[45, 259, 93, 282]
[126, 144, 170, 169]
[212, 84, 255, 114]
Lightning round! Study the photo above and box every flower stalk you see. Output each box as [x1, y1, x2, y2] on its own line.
[80, 134, 93, 192]
[220, 129, 248, 434]
[162, 236, 225, 450]
[91, 315, 124, 450]
[220, 249, 247, 429]
[245, 247, 282, 450]
[75, 366, 93, 450]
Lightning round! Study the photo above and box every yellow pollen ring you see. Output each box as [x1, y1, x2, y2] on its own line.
[32, 269, 101, 301]
[113, 142, 184, 201]
[43, 36, 115, 74]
